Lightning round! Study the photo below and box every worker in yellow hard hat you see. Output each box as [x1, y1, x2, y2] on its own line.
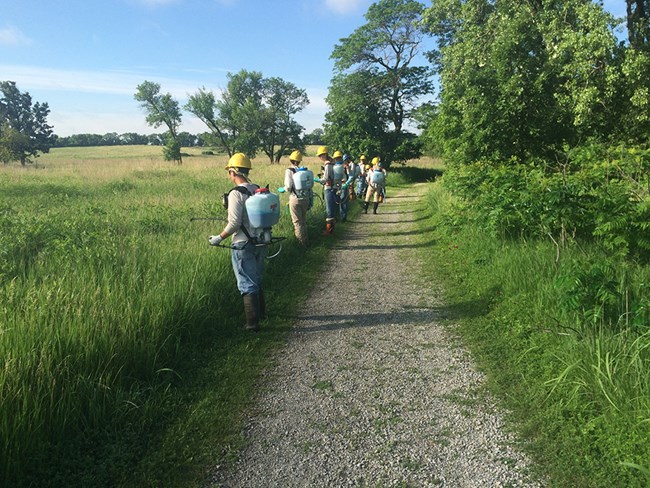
[356, 155, 369, 198]
[315, 145, 337, 235]
[280, 150, 313, 246]
[364, 156, 387, 214]
[208, 152, 266, 331]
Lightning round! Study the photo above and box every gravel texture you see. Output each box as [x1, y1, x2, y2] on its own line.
[209, 183, 542, 487]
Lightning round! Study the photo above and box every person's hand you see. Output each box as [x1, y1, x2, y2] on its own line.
[277, 186, 286, 193]
[342, 183, 349, 191]
[313, 176, 321, 182]
[209, 235, 223, 246]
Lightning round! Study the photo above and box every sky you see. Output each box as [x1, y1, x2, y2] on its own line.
[0, 0, 628, 137]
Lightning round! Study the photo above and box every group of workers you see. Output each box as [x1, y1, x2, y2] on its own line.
[208, 147, 387, 331]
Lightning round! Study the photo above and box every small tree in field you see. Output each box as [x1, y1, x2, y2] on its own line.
[134, 81, 183, 164]
[0, 81, 55, 165]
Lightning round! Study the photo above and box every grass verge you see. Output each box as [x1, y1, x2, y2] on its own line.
[411, 176, 650, 487]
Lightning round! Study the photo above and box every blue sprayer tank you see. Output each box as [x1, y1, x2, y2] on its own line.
[246, 188, 280, 229]
[292, 167, 314, 190]
[370, 170, 385, 185]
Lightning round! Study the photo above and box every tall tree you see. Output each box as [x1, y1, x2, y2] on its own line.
[0, 81, 54, 165]
[329, 0, 433, 163]
[324, 71, 387, 160]
[134, 81, 183, 164]
[187, 70, 309, 162]
[627, 0, 650, 51]
[259, 77, 308, 163]
[185, 88, 234, 156]
[423, 0, 619, 165]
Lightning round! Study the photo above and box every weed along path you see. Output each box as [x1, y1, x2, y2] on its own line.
[210, 182, 541, 487]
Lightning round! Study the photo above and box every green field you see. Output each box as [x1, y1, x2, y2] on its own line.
[0, 146, 332, 486]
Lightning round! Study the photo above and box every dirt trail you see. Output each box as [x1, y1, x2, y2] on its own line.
[210, 183, 541, 487]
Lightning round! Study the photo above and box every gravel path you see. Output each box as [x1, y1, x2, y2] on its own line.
[210, 183, 542, 487]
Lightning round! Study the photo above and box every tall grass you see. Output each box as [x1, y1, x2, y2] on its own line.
[419, 177, 650, 487]
[0, 147, 327, 486]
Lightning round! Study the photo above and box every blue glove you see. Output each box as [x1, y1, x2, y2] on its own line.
[342, 183, 349, 190]
[277, 186, 286, 193]
[313, 177, 321, 182]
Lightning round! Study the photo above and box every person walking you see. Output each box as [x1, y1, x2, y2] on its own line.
[315, 145, 336, 235]
[282, 150, 312, 246]
[343, 154, 359, 201]
[363, 156, 387, 215]
[208, 153, 265, 331]
[356, 155, 369, 199]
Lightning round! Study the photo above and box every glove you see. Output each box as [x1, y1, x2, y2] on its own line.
[208, 235, 223, 246]
[342, 183, 349, 191]
[313, 176, 321, 182]
[277, 186, 286, 193]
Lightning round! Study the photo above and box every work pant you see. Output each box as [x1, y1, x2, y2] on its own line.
[338, 187, 349, 221]
[289, 195, 310, 245]
[231, 243, 266, 295]
[365, 184, 383, 203]
[324, 187, 337, 224]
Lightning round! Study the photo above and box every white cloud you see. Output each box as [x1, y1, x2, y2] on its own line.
[0, 25, 33, 46]
[324, 0, 367, 14]
[0, 64, 224, 99]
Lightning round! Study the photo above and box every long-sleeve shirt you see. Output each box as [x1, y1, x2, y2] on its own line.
[224, 182, 258, 245]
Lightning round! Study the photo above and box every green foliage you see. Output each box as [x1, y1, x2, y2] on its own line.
[0, 81, 55, 165]
[420, 179, 650, 487]
[423, 0, 621, 164]
[443, 143, 650, 261]
[187, 71, 309, 162]
[327, 0, 432, 164]
[134, 81, 183, 164]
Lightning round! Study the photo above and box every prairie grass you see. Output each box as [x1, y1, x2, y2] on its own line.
[418, 176, 650, 487]
[0, 146, 333, 486]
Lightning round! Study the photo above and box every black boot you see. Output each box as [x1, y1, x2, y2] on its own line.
[259, 288, 267, 320]
[242, 294, 260, 331]
[363, 201, 369, 214]
[373, 202, 379, 214]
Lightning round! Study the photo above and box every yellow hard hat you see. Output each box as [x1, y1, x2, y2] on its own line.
[332, 150, 343, 158]
[371, 156, 381, 165]
[360, 155, 367, 161]
[365, 164, 372, 170]
[226, 152, 252, 170]
[289, 150, 303, 162]
[316, 145, 328, 157]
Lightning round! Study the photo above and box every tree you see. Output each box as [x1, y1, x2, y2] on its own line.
[134, 81, 183, 164]
[0, 81, 54, 165]
[423, 0, 620, 165]
[258, 77, 308, 163]
[627, 0, 650, 51]
[304, 128, 325, 145]
[186, 70, 309, 162]
[185, 88, 234, 156]
[324, 71, 387, 160]
[329, 0, 433, 164]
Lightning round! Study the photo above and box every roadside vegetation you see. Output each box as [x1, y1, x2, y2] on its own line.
[413, 163, 650, 487]
[0, 146, 341, 487]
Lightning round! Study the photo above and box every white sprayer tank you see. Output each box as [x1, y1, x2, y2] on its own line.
[246, 188, 280, 229]
[370, 170, 385, 185]
[292, 167, 314, 190]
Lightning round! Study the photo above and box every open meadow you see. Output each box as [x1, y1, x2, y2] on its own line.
[0, 145, 329, 486]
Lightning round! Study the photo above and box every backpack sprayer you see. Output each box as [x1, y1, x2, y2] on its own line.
[191, 186, 285, 258]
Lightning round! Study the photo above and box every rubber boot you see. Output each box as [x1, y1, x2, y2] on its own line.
[259, 288, 267, 320]
[363, 202, 369, 214]
[373, 202, 379, 214]
[322, 222, 334, 235]
[242, 294, 260, 331]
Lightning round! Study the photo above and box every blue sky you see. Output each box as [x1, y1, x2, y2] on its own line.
[0, 0, 628, 137]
